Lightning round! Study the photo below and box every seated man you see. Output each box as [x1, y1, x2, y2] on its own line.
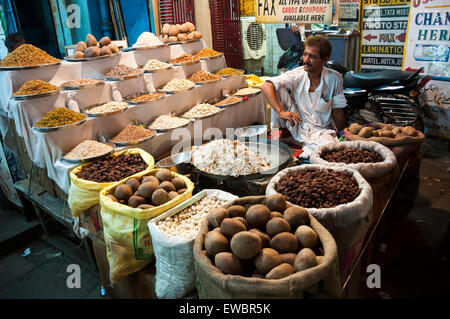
[261, 35, 346, 155]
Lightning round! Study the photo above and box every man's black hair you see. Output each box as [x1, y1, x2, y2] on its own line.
[5, 33, 25, 52]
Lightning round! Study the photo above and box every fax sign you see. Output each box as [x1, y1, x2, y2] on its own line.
[257, 0, 277, 16]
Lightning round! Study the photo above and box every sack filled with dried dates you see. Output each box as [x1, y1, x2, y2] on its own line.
[266, 164, 373, 281]
[68, 148, 155, 218]
[310, 141, 398, 180]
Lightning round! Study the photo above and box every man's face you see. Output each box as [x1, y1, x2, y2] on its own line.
[302, 44, 328, 73]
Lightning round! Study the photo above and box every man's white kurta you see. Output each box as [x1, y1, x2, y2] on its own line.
[268, 66, 347, 149]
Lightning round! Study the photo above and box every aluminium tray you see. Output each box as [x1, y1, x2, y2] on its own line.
[32, 116, 87, 133]
[0, 61, 62, 71]
[12, 89, 60, 101]
[81, 103, 129, 118]
[107, 132, 156, 146]
[123, 92, 166, 105]
[61, 143, 116, 164]
[64, 53, 119, 62]
[60, 80, 105, 91]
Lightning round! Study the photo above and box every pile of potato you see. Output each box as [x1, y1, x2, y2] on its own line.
[159, 22, 202, 43]
[106, 169, 187, 209]
[203, 194, 323, 279]
[348, 122, 418, 139]
[73, 34, 119, 59]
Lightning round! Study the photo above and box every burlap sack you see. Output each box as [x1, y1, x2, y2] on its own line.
[193, 196, 341, 299]
[343, 126, 425, 146]
[266, 164, 373, 282]
[310, 141, 399, 222]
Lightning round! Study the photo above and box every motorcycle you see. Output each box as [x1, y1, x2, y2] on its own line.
[326, 61, 436, 131]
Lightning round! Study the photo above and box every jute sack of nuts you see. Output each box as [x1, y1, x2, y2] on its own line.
[193, 196, 341, 299]
[148, 189, 238, 299]
[343, 123, 425, 146]
[99, 169, 194, 284]
[266, 165, 373, 282]
[310, 141, 399, 222]
[68, 148, 155, 218]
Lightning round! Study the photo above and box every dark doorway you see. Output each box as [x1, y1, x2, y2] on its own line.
[12, 0, 59, 58]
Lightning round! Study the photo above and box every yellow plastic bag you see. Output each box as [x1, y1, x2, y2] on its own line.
[245, 74, 264, 87]
[68, 148, 155, 218]
[99, 169, 194, 284]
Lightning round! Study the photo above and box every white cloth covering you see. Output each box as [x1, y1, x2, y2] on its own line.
[268, 66, 347, 157]
[0, 40, 266, 194]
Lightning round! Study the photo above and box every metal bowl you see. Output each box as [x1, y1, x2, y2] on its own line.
[12, 89, 60, 101]
[157, 84, 196, 94]
[193, 78, 221, 85]
[143, 65, 172, 73]
[0, 61, 62, 71]
[155, 151, 192, 175]
[235, 125, 268, 141]
[198, 53, 224, 60]
[170, 60, 200, 66]
[61, 80, 105, 91]
[33, 116, 88, 133]
[108, 131, 156, 146]
[191, 139, 292, 181]
[64, 53, 119, 62]
[123, 92, 166, 105]
[62, 143, 116, 164]
[206, 96, 243, 109]
[81, 103, 129, 117]
[105, 72, 143, 82]
[123, 44, 167, 52]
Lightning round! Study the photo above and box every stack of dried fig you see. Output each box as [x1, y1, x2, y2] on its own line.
[348, 123, 418, 139]
[106, 169, 188, 210]
[159, 22, 202, 43]
[203, 194, 323, 279]
[73, 34, 118, 59]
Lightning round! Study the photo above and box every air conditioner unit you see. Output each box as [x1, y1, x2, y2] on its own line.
[240, 17, 266, 72]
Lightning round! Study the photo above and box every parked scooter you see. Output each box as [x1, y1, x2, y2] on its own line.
[326, 61, 436, 131]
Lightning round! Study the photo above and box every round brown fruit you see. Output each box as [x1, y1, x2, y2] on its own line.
[266, 193, 287, 212]
[270, 212, 283, 219]
[171, 177, 186, 191]
[137, 204, 154, 210]
[266, 217, 291, 237]
[246, 204, 271, 230]
[269, 232, 298, 254]
[254, 248, 283, 274]
[227, 205, 246, 218]
[151, 188, 170, 206]
[125, 178, 140, 193]
[295, 225, 318, 249]
[177, 188, 187, 195]
[283, 206, 309, 229]
[137, 182, 159, 199]
[232, 217, 248, 228]
[142, 175, 160, 186]
[249, 228, 270, 248]
[279, 253, 296, 266]
[207, 207, 229, 228]
[115, 184, 133, 201]
[205, 231, 229, 256]
[159, 181, 176, 193]
[128, 195, 146, 208]
[220, 218, 247, 239]
[294, 248, 318, 272]
[230, 231, 262, 260]
[168, 191, 179, 200]
[156, 169, 173, 182]
[214, 252, 243, 275]
[265, 263, 294, 279]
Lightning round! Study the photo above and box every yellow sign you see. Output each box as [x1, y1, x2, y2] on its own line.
[255, 0, 333, 24]
[241, 0, 255, 16]
[362, 0, 410, 6]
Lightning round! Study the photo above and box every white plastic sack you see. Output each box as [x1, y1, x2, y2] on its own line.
[148, 189, 238, 299]
[266, 164, 373, 279]
[309, 140, 398, 179]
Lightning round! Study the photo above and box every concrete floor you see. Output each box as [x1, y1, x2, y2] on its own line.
[0, 138, 448, 299]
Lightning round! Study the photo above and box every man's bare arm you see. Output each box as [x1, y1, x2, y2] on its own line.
[332, 108, 346, 132]
[260, 81, 301, 125]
